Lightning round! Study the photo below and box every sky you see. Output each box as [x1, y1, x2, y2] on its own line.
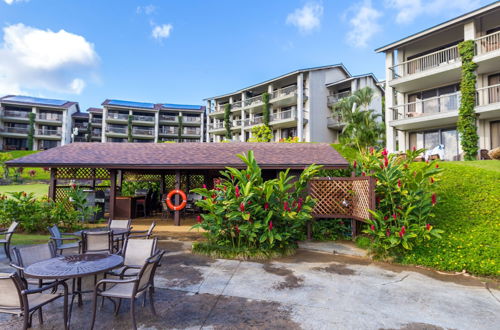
[0, 0, 495, 110]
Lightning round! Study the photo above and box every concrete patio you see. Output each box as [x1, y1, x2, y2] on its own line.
[0, 240, 499, 330]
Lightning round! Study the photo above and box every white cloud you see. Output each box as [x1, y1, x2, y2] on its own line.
[151, 24, 173, 41]
[346, 1, 382, 48]
[0, 23, 98, 95]
[286, 2, 324, 34]
[3, 0, 28, 4]
[385, 0, 481, 24]
[136, 4, 156, 15]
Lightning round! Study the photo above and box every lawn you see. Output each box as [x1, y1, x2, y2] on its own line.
[1, 150, 50, 181]
[0, 183, 48, 199]
[11, 233, 51, 246]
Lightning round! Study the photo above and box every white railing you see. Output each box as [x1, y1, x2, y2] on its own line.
[252, 115, 264, 125]
[231, 101, 242, 109]
[475, 30, 500, 55]
[390, 44, 460, 79]
[391, 92, 461, 120]
[162, 138, 178, 142]
[216, 104, 227, 112]
[183, 127, 201, 135]
[209, 122, 224, 130]
[271, 85, 297, 100]
[132, 115, 155, 122]
[160, 127, 179, 134]
[233, 119, 242, 127]
[132, 128, 154, 136]
[160, 114, 177, 122]
[37, 113, 63, 121]
[91, 130, 102, 137]
[477, 83, 500, 107]
[91, 118, 102, 124]
[1, 127, 29, 134]
[244, 95, 263, 107]
[243, 118, 252, 126]
[271, 109, 295, 122]
[107, 112, 129, 120]
[37, 129, 62, 136]
[183, 116, 201, 123]
[3, 110, 30, 118]
[106, 127, 128, 134]
[327, 91, 351, 105]
[74, 123, 88, 129]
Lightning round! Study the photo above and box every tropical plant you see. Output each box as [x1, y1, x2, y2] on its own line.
[331, 87, 384, 149]
[224, 103, 232, 140]
[278, 136, 299, 143]
[248, 125, 273, 142]
[262, 92, 270, 126]
[121, 181, 160, 196]
[0, 153, 13, 180]
[352, 147, 444, 257]
[66, 186, 100, 222]
[191, 151, 322, 258]
[178, 115, 183, 142]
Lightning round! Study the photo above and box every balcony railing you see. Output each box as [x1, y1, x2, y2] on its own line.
[183, 127, 201, 135]
[252, 116, 264, 125]
[91, 117, 102, 124]
[160, 115, 178, 122]
[216, 104, 227, 113]
[91, 131, 102, 137]
[132, 128, 154, 136]
[232, 101, 242, 109]
[3, 110, 30, 119]
[159, 127, 179, 134]
[132, 115, 155, 122]
[37, 129, 62, 137]
[244, 95, 263, 108]
[271, 109, 295, 122]
[271, 85, 297, 100]
[390, 44, 460, 79]
[74, 123, 88, 129]
[107, 113, 129, 120]
[475, 30, 500, 55]
[1, 127, 29, 134]
[106, 127, 128, 134]
[477, 83, 500, 107]
[209, 122, 224, 130]
[391, 92, 461, 120]
[327, 91, 351, 105]
[183, 116, 201, 123]
[37, 113, 63, 121]
[233, 119, 242, 127]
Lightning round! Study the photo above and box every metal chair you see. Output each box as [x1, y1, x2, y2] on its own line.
[90, 250, 165, 330]
[81, 231, 113, 254]
[108, 219, 131, 251]
[129, 222, 156, 239]
[0, 221, 19, 261]
[47, 225, 80, 255]
[0, 272, 68, 330]
[10, 243, 57, 287]
[107, 238, 158, 278]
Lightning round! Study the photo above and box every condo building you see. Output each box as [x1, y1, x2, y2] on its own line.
[0, 95, 79, 150]
[377, 2, 500, 160]
[205, 65, 383, 143]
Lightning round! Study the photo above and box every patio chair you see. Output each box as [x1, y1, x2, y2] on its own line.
[47, 225, 80, 255]
[108, 219, 132, 250]
[81, 231, 113, 254]
[160, 200, 170, 219]
[10, 243, 57, 287]
[0, 272, 68, 330]
[90, 250, 165, 330]
[129, 222, 156, 239]
[107, 237, 158, 278]
[0, 221, 19, 261]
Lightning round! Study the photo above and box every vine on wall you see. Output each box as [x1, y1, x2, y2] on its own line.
[262, 92, 270, 127]
[224, 103, 232, 140]
[457, 40, 479, 161]
[127, 115, 133, 142]
[178, 114, 183, 142]
[27, 113, 35, 150]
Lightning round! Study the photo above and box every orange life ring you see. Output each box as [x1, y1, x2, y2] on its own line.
[166, 189, 187, 211]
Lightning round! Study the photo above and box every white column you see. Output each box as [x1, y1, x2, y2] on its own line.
[297, 73, 304, 142]
[385, 51, 396, 152]
[154, 111, 159, 143]
[61, 110, 67, 146]
[464, 20, 476, 40]
[200, 112, 205, 142]
[32, 107, 38, 150]
[241, 92, 246, 141]
[101, 107, 107, 142]
[206, 100, 211, 142]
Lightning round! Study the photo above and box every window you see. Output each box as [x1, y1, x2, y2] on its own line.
[409, 128, 461, 160]
[407, 84, 460, 114]
[491, 121, 500, 149]
[488, 74, 500, 104]
[38, 140, 60, 150]
[281, 127, 297, 139]
[4, 138, 27, 150]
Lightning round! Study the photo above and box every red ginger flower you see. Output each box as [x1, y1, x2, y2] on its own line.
[353, 160, 357, 168]
[29, 170, 36, 177]
[369, 147, 374, 155]
[397, 179, 401, 188]
[264, 202, 269, 210]
[384, 215, 388, 221]
[361, 172, 366, 176]
[435, 164, 439, 168]
[268, 221, 273, 231]
[197, 215, 202, 223]
[381, 148, 388, 156]
[235, 186, 240, 198]
[370, 225, 375, 231]
[235, 225, 240, 234]
[384, 156, 389, 168]
[386, 229, 391, 237]
[426, 223, 431, 231]
[283, 201, 290, 211]
[203, 184, 207, 189]
[239, 202, 245, 212]
[392, 213, 397, 220]
[431, 193, 437, 206]
[412, 146, 416, 152]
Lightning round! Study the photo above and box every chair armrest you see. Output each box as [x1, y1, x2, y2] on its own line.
[9, 263, 24, 271]
[129, 229, 148, 234]
[49, 236, 79, 241]
[22, 280, 66, 295]
[128, 234, 149, 239]
[95, 277, 137, 291]
[61, 233, 80, 238]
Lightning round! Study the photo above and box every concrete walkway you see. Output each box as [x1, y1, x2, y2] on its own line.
[0, 240, 498, 329]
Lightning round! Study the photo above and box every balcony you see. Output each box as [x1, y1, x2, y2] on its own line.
[474, 30, 500, 75]
[37, 113, 63, 122]
[0, 127, 29, 135]
[476, 83, 500, 119]
[74, 123, 88, 130]
[106, 113, 129, 121]
[232, 119, 242, 128]
[209, 122, 225, 131]
[183, 127, 201, 136]
[132, 114, 155, 124]
[251, 115, 264, 126]
[159, 127, 179, 135]
[91, 117, 102, 125]
[271, 109, 296, 122]
[271, 85, 298, 107]
[106, 127, 128, 135]
[475, 30, 500, 55]
[3, 110, 30, 120]
[36, 129, 62, 137]
[91, 131, 102, 138]
[243, 95, 263, 109]
[327, 116, 344, 130]
[231, 101, 242, 110]
[327, 91, 351, 106]
[159, 114, 178, 123]
[183, 116, 201, 124]
[132, 128, 154, 136]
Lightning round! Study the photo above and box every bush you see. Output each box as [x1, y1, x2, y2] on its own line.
[353, 147, 444, 258]
[312, 219, 350, 241]
[191, 150, 321, 258]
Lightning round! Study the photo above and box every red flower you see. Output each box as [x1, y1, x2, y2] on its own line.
[435, 164, 439, 168]
[397, 179, 401, 188]
[17, 168, 24, 173]
[264, 202, 269, 210]
[430, 177, 434, 183]
[235, 186, 240, 198]
[71, 183, 77, 190]
[370, 225, 375, 231]
[399, 231, 404, 238]
[431, 193, 437, 206]
[384, 155, 389, 168]
[268, 221, 273, 231]
[426, 223, 431, 231]
[369, 147, 374, 155]
[235, 225, 240, 234]
[392, 213, 397, 220]
[246, 174, 250, 179]
[203, 184, 207, 189]
[43, 167, 50, 172]
[239, 202, 245, 212]
[283, 201, 290, 211]
[380, 164, 384, 169]
[412, 146, 416, 152]
[386, 229, 391, 237]
[197, 215, 202, 223]
[231, 174, 234, 180]
[384, 215, 388, 221]
[381, 148, 388, 156]
[361, 172, 366, 176]
[28, 170, 36, 177]
[211, 194, 217, 199]
[401, 225, 406, 234]
[353, 160, 357, 168]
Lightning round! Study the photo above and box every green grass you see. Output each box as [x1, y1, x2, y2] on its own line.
[401, 161, 500, 277]
[192, 242, 297, 260]
[1, 151, 50, 181]
[11, 234, 51, 246]
[0, 184, 48, 198]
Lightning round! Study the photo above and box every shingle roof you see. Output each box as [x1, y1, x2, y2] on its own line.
[0, 95, 77, 109]
[72, 112, 89, 118]
[87, 107, 103, 113]
[6, 142, 348, 170]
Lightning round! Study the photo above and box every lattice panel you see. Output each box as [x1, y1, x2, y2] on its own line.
[54, 186, 74, 209]
[123, 173, 162, 182]
[56, 168, 110, 180]
[351, 180, 371, 221]
[309, 179, 352, 217]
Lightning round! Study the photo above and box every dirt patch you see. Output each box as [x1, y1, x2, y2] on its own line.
[381, 322, 446, 330]
[263, 264, 304, 290]
[313, 263, 356, 275]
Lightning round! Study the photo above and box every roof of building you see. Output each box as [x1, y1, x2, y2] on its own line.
[375, 2, 500, 52]
[72, 112, 89, 118]
[325, 73, 384, 92]
[204, 64, 352, 101]
[160, 103, 205, 112]
[87, 107, 103, 113]
[102, 99, 156, 110]
[6, 142, 349, 170]
[0, 95, 78, 109]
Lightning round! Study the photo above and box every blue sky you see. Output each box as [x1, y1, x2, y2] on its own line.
[0, 0, 494, 110]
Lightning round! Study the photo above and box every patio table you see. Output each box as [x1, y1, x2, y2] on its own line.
[24, 253, 123, 328]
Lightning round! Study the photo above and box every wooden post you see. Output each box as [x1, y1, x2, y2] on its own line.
[91, 168, 96, 190]
[109, 169, 117, 220]
[160, 173, 165, 195]
[48, 168, 57, 201]
[174, 170, 181, 226]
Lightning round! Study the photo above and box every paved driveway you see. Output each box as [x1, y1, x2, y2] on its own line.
[0, 240, 498, 329]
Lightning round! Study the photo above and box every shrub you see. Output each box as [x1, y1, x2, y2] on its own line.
[353, 147, 444, 258]
[191, 150, 321, 258]
[248, 125, 273, 142]
[312, 219, 350, 241]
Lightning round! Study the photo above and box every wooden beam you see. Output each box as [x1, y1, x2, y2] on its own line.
[109, 169, 117, 220]
[174, 170, 181, 226]
[48, 168, 57, 201]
